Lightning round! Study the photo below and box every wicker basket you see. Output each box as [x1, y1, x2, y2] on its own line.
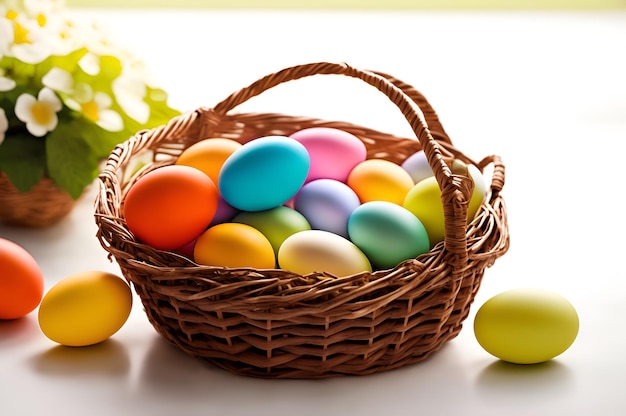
[0, 171, 76, 228]
[95, 62, 509, 378]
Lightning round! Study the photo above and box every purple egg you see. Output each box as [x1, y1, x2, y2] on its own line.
[401, 150, 433, 184]
[209, 195, 239, 226]
[293, 179, 361, 238]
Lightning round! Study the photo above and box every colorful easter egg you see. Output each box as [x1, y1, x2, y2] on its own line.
[347, 159, 414, 205]
[289, 127, 366, 183]
[293, 179, 361, 238]
[218, 136, 310, 211]
[278, 230, 372, 277]
[348, 201, 430, 269]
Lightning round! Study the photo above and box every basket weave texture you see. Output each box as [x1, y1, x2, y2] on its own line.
[95, 62, 510, 378]
[0, 171, 76, 227]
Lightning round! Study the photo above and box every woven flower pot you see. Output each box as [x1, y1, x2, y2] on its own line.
[0, 171, 76, 228]
[95, 62, 510, 378]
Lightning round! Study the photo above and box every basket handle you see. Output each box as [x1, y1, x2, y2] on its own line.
[368, 70, 452, 145]
[200, 61, 473, 263]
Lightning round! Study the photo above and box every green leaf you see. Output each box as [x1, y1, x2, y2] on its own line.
[145, 86, 181, 124]
[98, 55, 123, 82]
[0, 132, 46, 192]
[48, 48, 89, 72]
[46, 120, 102, 199]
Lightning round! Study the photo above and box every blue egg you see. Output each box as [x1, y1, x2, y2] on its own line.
[294, 179, 361, 238]
[219, 136, 310, 211]
[348, 201, 430, 269]
[401, 150, 433, 184]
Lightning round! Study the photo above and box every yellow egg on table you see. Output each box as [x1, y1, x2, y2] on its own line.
[473, 288, 579, 364]
[38, 271, 133, 347]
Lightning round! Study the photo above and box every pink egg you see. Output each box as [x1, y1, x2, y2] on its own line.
[290, 127, 367, 183]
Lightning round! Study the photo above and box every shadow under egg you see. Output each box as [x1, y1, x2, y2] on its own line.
[0, 315, 41, 345]
[30, 338, 131, 378]
[474, 359, 575, 404]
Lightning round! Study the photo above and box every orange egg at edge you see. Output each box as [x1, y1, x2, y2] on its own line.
[0, 238, 44, 320]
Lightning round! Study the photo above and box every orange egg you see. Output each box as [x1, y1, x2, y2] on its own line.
[0, 238, 44, 320]
[347, 159, 414, 205]
[123, 165, 219, 251]
[175, 138, 242, 190]
[194, 223, 276, 269]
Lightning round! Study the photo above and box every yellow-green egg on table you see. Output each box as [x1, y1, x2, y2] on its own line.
[38, 271, 133, 347]
[473, 288, 579, 364]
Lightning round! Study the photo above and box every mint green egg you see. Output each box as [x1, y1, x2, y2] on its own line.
[348, 201, 430, 270]
[233, 206, 311, 254]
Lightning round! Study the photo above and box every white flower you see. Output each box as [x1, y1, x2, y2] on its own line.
[80, 91, 123, 132]
[0, 68, 17, 91]
[41, 66, 73, 93]
[15, 87, 62, 137]
[113, 72, 150, 124]
[43, 67, 124, 132]
[78, 52, 101, 76]
[23, 0, 65, 18]
[0, 7, 52, 63]
[0, 108, 8, 145]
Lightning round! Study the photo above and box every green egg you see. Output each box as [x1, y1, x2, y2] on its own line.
[233, 206, 311, 254]
[348, 201, 430, 270]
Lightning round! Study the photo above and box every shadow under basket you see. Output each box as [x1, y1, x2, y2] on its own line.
[94, 62, 510, 379]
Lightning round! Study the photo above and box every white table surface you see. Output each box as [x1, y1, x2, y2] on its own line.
[1, 8, 625, 416]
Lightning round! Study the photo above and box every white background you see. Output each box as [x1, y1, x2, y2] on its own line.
[1, 8, 625, 416]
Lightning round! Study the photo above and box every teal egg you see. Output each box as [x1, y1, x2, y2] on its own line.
[348, 201, 430, 269]
[218, 136, 310, 211]
[233, 206, 311, 254]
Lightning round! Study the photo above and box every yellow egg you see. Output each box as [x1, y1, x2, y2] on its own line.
[474, 288, 579, 364]
[175, 138, 242, 190]
[278, 230, 372, 277]
[194, 223, 276, 269]
[403, 176, 445, 247]
[38, 271, 133, 347]
[347, 159, 414, 205]
[403, 163, 488, 246]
